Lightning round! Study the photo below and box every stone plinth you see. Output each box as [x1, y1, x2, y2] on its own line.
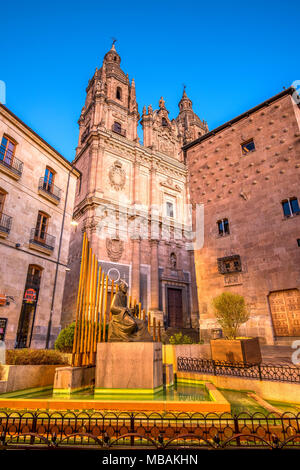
[163, 363, 174, 386]
[95, 342, 163, 395]
[53, 366, 95, 396]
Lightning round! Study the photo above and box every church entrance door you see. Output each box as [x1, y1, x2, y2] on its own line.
[167, 288, 183, 328]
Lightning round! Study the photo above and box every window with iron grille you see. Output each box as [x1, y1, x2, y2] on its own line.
[217, 255, 242, 274]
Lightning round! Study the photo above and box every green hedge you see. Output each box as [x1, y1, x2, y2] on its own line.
[6, 349, 68, 365]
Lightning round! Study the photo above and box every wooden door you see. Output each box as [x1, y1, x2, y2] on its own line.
[167, 288, 183, 328]
[269, 289, 300, 336]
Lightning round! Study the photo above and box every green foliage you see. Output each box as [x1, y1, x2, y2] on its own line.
[54, 322, 75, 353]
[54, 322, 110, 353]
[6, 349, 68, 365]
[212, 292, 249, 339]
[169, 332, 194, 345]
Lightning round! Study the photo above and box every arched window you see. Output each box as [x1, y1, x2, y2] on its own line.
[43, 166, 56, 192]
[116, 87, 122, 100]
[0, 135, 17, 165]
[113, 121, 122, 134]
[162, 117, 168, 127]
[34, 211, 50, 242]
[0, 187, 7, 214]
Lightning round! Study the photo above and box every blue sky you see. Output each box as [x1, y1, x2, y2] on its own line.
[1, 0, 298, 161]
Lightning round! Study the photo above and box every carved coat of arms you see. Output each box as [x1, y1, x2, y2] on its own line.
[106, 237, 124, 262]
[109, 161, 126, 190]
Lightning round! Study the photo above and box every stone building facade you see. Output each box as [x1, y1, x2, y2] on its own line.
[62, 44, 208, 331]
[0, 104, 79, 348]
[184, 88, 300, 344]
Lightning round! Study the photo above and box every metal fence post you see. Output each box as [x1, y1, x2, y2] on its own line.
[30, 413, 37, 445]
[130, 413, 135, 447]
[258, 363, 262, 381]
[233, 415, 241, 446]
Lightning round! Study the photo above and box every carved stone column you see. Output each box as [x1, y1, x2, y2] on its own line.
[150, 239, 159, 310]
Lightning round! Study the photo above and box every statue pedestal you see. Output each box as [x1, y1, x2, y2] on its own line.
[95, 342, 163, 396]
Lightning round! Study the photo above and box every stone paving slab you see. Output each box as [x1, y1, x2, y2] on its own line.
[261, 345, 299, 366]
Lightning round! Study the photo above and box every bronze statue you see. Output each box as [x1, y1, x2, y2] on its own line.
[108, 281, 153, 342]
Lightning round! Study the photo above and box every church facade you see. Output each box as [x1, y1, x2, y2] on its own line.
[62, 44, 208, 332]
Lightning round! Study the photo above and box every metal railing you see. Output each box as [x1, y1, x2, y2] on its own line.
[0, 145, 23, 176]
[177, 357, 300, 383]
[0, 213, 12, 234]
[0, 410, 299, 450]
[29, 228, 55, 252]
[38, 177, 61, 202]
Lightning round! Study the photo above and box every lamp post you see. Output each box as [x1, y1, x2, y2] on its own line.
[45, 169, 72, 349]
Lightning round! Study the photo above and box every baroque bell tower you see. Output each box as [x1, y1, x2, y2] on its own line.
[77, 42, 139, 157]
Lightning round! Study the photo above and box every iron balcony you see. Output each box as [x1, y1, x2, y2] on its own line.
[29, 228, 56, 253]
[38, 177, 61, 204]
[0, 145, 24, 179]
[0, 212, 12, 236]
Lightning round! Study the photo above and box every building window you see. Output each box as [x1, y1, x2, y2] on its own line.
[166, 201, 174, 218]
[241, 139, 255, 155]
[0, 188, 7, 214]
[282, 198, 300, 217]
[217, 255, 242, 274]
[162, 117, 168, 127]
[297, 239, 300, 247]
[0, 135, 16, 165]
[113, 121, 122, 134]
[34, 211, 49, 243]
[43, 167, 55, 192]
[116, 87, 122, 100]
[217, 218, 230, 236]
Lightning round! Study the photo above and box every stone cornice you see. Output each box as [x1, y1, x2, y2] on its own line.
[0, 105, 80, 178]
[74, 128, 188, 177]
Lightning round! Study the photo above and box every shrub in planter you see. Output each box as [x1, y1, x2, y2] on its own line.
[6, 349, 68, 365]
[211, 292, 261, 364]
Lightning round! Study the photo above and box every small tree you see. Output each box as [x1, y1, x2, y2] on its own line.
[212, 292, 249, 339]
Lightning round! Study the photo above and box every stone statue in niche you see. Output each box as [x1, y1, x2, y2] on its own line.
[170, 252, 177, 269]
[108, 281, 153, 342]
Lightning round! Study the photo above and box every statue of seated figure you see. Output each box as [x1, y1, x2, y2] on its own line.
[108, 281, 153, 342]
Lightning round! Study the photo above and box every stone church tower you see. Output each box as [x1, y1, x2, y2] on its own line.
[62, 43, 208, 332]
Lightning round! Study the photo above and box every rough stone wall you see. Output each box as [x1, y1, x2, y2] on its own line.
[186, 93, 300, 344]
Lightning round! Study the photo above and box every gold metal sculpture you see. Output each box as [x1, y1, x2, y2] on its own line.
[72, 233, 161, 367]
